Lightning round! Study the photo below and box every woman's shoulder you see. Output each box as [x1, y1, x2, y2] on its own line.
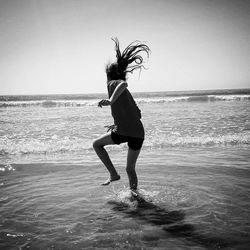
[108, 79, 124, 85]
[108, 80, 126, 90]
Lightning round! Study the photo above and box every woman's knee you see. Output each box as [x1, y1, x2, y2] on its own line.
[93, 133, 114, 150]
[93, 139, 102, 150]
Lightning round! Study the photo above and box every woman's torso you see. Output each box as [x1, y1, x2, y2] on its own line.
[107, 80, 144, 139]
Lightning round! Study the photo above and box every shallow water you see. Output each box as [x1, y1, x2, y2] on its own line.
[1, 146, 250, 249]
[0, 90, 250, 249]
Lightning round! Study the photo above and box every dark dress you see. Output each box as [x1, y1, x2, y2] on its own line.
[107, 80, 144, 139]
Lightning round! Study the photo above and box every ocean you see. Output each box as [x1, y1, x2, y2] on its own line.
[0, 89, 250, 249]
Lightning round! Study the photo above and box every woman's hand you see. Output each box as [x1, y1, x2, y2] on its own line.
[98, 99, 111, 108]
[104, 125, 117, 132]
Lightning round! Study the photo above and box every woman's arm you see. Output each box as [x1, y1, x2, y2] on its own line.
[110, 81, 128, 104]
[98, 81, 128, 107]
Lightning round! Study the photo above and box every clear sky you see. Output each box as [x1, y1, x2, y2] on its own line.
[0, 0, 250, 95]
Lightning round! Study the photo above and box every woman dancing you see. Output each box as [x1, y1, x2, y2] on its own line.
[93, 38, 150, 192]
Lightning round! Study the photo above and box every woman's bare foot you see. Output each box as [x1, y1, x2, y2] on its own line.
[101, 174, 120, 185]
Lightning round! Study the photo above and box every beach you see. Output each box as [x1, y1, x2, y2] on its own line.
[1, 89, 250, 249]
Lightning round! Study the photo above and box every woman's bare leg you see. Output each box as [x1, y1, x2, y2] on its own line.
[93, 132, 120, 184]
[126, 147, 141, 191]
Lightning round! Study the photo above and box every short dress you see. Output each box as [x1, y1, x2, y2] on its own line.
[107, 80, 144, 150]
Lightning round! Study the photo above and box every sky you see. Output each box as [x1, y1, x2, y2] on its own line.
[0, 0, 250, 95]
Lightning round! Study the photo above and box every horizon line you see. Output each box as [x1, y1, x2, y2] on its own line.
[1, 87, 250, 97]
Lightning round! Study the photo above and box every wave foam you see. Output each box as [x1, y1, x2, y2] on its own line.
[0, 164, 15, 172]
[1, 132, 249, 158]
[0, 99, 99, 108]
[0, 137, 93, 156]
[145, 132, 250, 147]
[0, 95, 249, 108]
[136, 95, 250, 104]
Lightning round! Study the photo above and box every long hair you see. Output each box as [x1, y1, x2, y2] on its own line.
[106, 38, 150, 81]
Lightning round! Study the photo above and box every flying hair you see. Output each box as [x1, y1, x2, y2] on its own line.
[106, 37, 150, 81]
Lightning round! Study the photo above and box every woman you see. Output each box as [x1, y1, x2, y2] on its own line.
[93, 38, 150, 192]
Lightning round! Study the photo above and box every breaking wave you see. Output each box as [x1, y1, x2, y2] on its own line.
[145, 132, 250, 148]
[136, 95, 250, 104]
[0, 95, 249, 108]
[0, 99, 100, 108]
[1, 132, 249, 157]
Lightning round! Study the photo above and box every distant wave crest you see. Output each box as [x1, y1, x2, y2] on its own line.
[1, 95, 249, 108]
[0, 99, 100, 108]
[136, 95, 250, 104]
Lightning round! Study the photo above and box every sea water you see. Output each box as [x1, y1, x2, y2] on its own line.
[0, 89, 250, 249]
